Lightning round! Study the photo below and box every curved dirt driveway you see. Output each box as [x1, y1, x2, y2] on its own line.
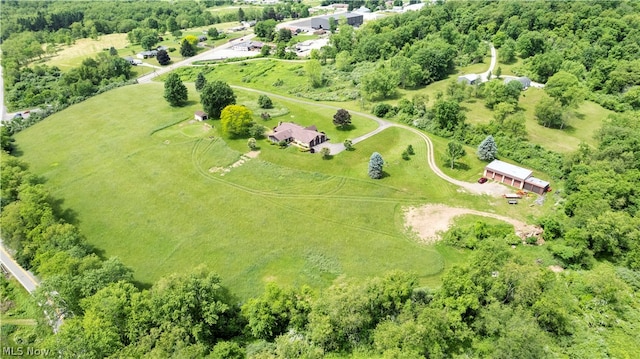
[405, 204, 542, 243]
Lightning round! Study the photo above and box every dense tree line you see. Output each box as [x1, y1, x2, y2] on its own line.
[541, 113, 640, 269]
[317, 1, 639, 110]
[3, 51, 133, 113]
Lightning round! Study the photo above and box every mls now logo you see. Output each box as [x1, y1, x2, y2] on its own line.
[3, 347, 52, 356]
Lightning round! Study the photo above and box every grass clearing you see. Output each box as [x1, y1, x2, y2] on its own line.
[14, 80, 552, 299]
[40, 34, 129, 70]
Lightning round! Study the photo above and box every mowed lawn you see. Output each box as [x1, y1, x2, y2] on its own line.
[14, 84, 483, 298]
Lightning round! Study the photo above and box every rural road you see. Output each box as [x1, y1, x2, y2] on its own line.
[136, 33, 257, 84]
[480, 43, 497, 82]
[0, 241, 40, 293]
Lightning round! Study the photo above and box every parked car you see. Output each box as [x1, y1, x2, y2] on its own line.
[478, 177, 488, 184]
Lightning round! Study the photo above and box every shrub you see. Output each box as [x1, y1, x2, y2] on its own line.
[258, 95, 273, 109]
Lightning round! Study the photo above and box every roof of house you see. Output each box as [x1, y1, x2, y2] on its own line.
[504, 77, 531, 86]
[194, 110, 208, 117]
[315, 12, 363, 20]
[524, 176, 549, 188]
[234, 41, 264, 49]
[458, 74, 480, 82]
[271, 122, 324, 144]
[485, 160, 533, 181]
[353, 5, 371, 13]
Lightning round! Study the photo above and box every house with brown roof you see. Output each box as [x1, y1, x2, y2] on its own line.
[269, 122, 328, 149]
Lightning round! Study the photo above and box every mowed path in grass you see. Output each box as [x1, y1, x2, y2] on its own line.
[16, 84, 509, 298]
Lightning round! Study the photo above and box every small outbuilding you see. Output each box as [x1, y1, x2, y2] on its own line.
[194, 111, 208, 121]
[484, 160, 550, 194]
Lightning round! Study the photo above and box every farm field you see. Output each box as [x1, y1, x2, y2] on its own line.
[14, 83, 549, 299]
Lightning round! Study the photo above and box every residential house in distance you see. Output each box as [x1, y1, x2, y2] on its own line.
[269, 122, 328, 149]
[136, 50, 157, 59]
[194, 111, 208, 121]
[504, 76, 532, 90]
[232, 41, 264, 52]
[457, 73, 480, 85]
[483, 160, 550, 195]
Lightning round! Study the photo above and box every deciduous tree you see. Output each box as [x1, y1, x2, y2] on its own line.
[433, 100, 465, 132]
[220, 105, 253, 138]
[180, 39, 195, 57]
[156, 49, 170, 65]
[254, 20, 276, 41]
[534, 97, 564, 128]
[200, 81, 236, 118]
[444, 141, 466, 169]
[163, 73, 187, 107]
[258, 94, 273, 109]
[333, 109, 351, 129]
[545, 71, 585, 108]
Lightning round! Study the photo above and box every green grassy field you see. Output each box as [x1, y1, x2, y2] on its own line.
[14, 83, 551, 299]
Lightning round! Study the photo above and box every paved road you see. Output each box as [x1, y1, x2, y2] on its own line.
[136, 34, 256, 84]
[0, 242, 40, 293]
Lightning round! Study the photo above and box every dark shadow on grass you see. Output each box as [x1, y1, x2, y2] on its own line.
[184, 99, 199, 107]
[336, 124, 356, 131]
[380, 170, 391, 179]
[51, 198, 80, 226]
[10, 144, 24, 157]
[132, 279, 153, 291]
[452, 162, 470, 171]
[321, 155, 334, 160]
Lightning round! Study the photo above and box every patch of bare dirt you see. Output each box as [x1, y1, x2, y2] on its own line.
[548, 265, 565, 273]
[209, 151, 260, 176]
[404, 204, 543, 244]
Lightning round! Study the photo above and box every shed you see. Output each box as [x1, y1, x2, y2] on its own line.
[523, 177, 550, 195]
[194, 111, 208, 121]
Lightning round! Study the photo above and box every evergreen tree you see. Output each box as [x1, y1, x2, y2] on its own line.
[164, 73, 188, 107]
[156, 49, 170, 66]
[477, 135, 498, 161]
[180, 39, 195, 57]
[195, 72, 207, 92]
[368, 152, 384, 179]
